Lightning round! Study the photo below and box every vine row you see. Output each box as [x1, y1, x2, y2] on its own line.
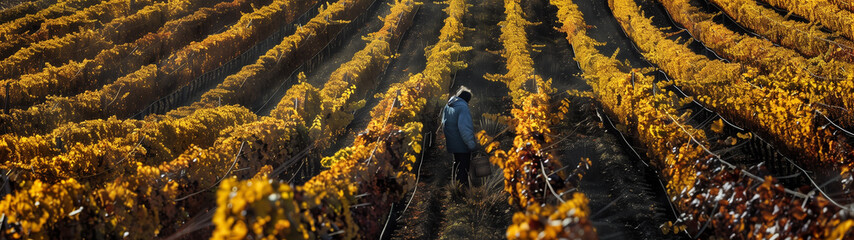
[609, 0, 853, 181]
[162, 0, 381, 120]
[487, 0, 596, 238]
[1, 106, 257, 185]
[831, 0, 854, 12]
[0, 0, 269, 110]
[657, 0, 854, 136]
[0, 0, 219, 80]
[0, 0, 101, 57]
[507, 193, 597, 240]
[757, 0, 854, 41]
[0, 0, 145, 61]
[598, 0, 854, 237]
[0, 0, 422, 238]
[213, 0, 469, 238]
[707, 0, 854, 62]
[0, 0, 57, 24]
[0, 0, 318, 136]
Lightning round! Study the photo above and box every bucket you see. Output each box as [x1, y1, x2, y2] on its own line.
[471, 155, 491, 177]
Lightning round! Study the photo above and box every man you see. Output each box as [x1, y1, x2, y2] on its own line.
[442, 86, 477, 185]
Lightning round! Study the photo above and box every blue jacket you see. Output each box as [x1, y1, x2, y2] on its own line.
[442, 96, 477, 153]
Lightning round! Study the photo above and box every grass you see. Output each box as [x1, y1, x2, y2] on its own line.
[438, 170, 512, 240]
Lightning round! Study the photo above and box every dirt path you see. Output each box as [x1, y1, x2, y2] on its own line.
[386, 0, 514, 239]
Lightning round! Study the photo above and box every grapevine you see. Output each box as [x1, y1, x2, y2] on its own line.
[0, 0, 58, 24]
[608, 0, 854, 180]
[479, 0, 597, 238]
[2, 105, 257, 185]
[0, 0, 101, 59]
[757, 0, 854, 41]
[707, 0, 854, 62]
[0, 0, 318, 136]
[166, 0, 381, 121]
[0, 103, 291, 237]
[0, 0, 422, 237]
[213, 0, 468, 238]
[657, 0, 854, 130]
[0, 116, 143, 169]
[0, 0, 146, 64]
[34, 0, 156, 40]
[0, 0, 220, 80]
[831, 0, 854, 12]
[488, 0, 563, 208]
[1, 0, 846, 237]
[506, 193, 597, 240]
[268, 0, 418, 150]
[0, 0, 269, 110]
[551, 0, 854, 237]
[0, 179, 92, 239]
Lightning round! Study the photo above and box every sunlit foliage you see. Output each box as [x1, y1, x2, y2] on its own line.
[212, 0, 464, 238]
[0, 0, 268, 109]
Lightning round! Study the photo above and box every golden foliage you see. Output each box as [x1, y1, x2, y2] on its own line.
[213, 178, 303, 239]
[0, 179, 90, 239]
[0, 1, 336, 235]
[659, 0, 854, 128]
[168, 0, 402, 137]
[507, 193, 597, 240]
[0, 0, 422, 238]
[488, 0, 576, 210]
[0, 0, 220, 80]
[161, 0, 318, 85]
[609, 0, 854, 178]
[709, 0, 854, 61]
[0, 0, 162, 79]
[0, 0, 99, 57]
[0, 116, 141, 166]
[0, 0, 314, 136]
[0, 0, 57, 24]
[1, 64, 160, 136]
[487, 0, 555, 104]
[830, 0, 854, 12]
[215, 122, 420, 239]
[0, 0, 264, 109]
[36, 0, 151, 39]
[214, 0, 466, 238]
[552, 0, 854, 237]
[4, 106, 257, 184]
[487, 1, 597, 238]
[759, 0, 854, 41]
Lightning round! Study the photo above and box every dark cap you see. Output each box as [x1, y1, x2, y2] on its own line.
[456, 87, 472, 102]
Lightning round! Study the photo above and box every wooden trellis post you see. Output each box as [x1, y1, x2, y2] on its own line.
[3, 81, 9, 114]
